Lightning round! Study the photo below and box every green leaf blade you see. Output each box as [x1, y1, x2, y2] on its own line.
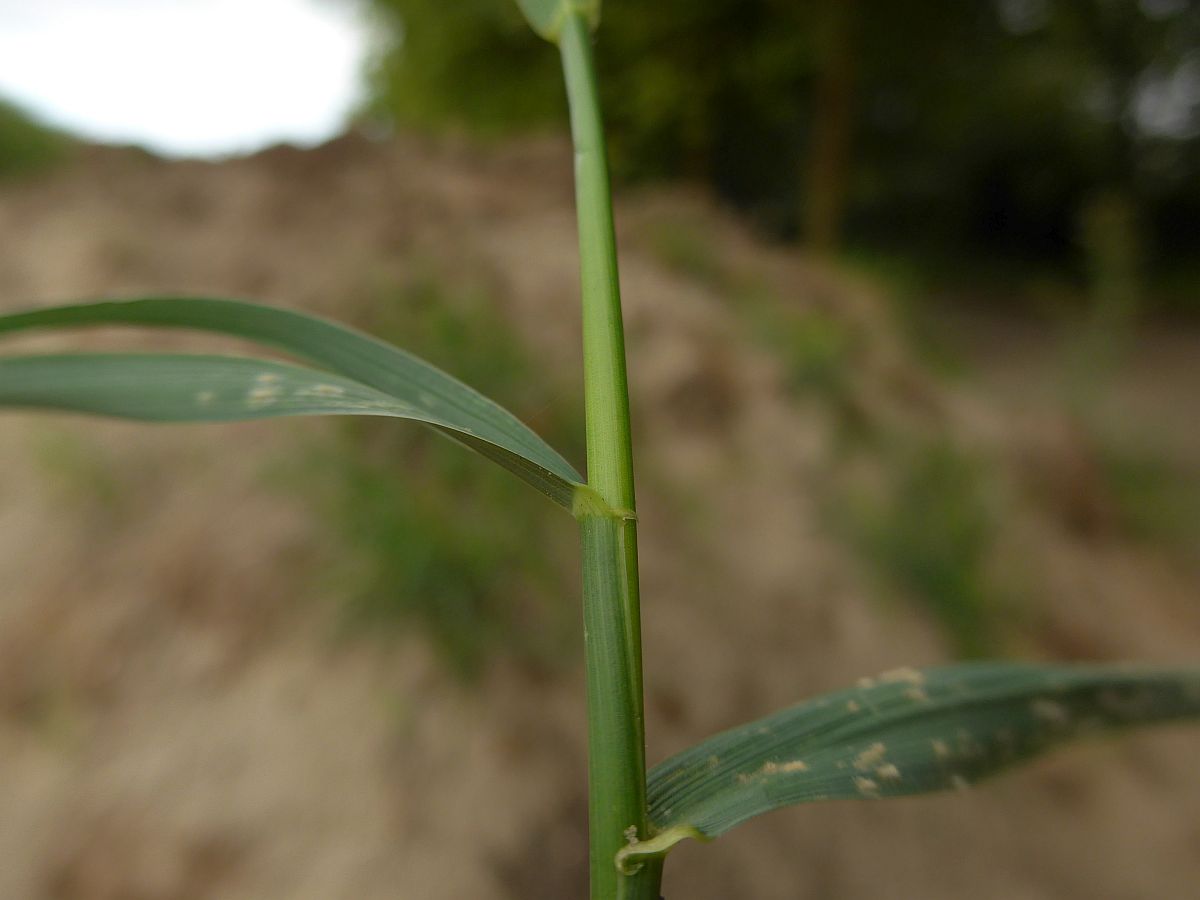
[0, 298, 583, 507]
[645, 663, 1200, 843]
[0, 353, 471, 423]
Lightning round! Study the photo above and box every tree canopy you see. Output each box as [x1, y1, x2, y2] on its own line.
[362, 0, 1200, 280]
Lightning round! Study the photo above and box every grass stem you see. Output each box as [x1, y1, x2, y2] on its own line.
[559, 11, 659, 899]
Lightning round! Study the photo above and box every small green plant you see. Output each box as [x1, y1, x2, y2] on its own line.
[1, 4, 1198, 898]
[646, 216, 729, 288]
[300, 277, 580, 676]
[0, 97, 72, 180]
[843, 438, 1002, 657]
[1099, 440, 1200, 562]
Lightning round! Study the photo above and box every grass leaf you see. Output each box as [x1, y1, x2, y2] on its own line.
[625, 663, 1200, 866]
[0, 352, 500, 424]
[0, 298, 583, 507]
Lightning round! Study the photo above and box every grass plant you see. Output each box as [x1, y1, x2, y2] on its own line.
[1, 3, 1198, 898]
[1099, 440, 1200, 564]
[842, 437, 1003, 658]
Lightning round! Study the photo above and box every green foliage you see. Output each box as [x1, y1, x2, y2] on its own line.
[0, 288, 584, 678]
[629, 662, 1200, 865]
[645, 218, 730, 288]
[364, 0, 817, 184]
[766, 307, 856, 401]
[309, 418, 574, 677]
[644, 217, 864, 411]
[843, 439, 1001, 657]
[364, 0, 565, 135]
[5, 7, 1200, 897]
[0, 352, 460, 421]
[1100, 444, 1200, 557]
[302, 277, 583, 676]
[839, 250, 968, 379]
[1062, 190, 1144, 403]
[0, 297, 583, 507]
[0, 97, 70, 179]
[28, 427, 125, 513]
[365, 0, 1200, 271]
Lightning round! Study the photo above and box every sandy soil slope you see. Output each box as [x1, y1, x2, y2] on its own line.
[0, 135, 1197, 899]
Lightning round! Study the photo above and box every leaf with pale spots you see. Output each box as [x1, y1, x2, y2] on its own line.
[0, 352, 496, 427]
[0, 298, 583, 508]
[624, 663, 1200, 868]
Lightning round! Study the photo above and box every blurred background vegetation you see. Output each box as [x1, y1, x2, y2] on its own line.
[290, 275, 584, 679]
[349, 0, 1200, 662]
[1, 0, 1197, 667]
[0, 98, 72, 180]
[363, 0, 1200, 312]
[3, 5, 1200, 895]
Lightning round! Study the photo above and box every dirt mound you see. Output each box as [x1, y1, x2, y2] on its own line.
[0, 134, 1197, 899]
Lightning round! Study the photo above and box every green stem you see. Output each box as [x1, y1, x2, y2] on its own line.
[559, 11, 660, 900]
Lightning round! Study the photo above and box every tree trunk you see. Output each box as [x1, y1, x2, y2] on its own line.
[803, 0, 858, 253]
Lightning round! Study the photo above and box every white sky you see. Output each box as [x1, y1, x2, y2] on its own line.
[0, 0, 372, 157]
